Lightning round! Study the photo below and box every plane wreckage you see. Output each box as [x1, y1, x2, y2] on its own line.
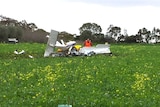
[44, 30, 112, 57]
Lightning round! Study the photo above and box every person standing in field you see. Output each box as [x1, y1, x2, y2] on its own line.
[84, 39, 92, 47]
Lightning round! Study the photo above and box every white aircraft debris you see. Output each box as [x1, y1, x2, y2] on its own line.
[14, 50, 25, 55]
[44, 30, 112, 57]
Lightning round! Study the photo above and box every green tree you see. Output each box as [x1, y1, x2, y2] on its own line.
[79, 22, 102, 42]
[15, 27, 23, 40]
[135, 34, 142, 43]
[8, 26, 16, 38]
[7, 26, 23, 39]
[79, 23, 102, 34]
[58, 31, 74, 41]
[92, 33, 105, 43]
[107, 26, 121, 41]
[125, 35, 136, 43]
[80, 30, 92, 41]
[0, 26, 8, 42]
[138, 27, 150, 43]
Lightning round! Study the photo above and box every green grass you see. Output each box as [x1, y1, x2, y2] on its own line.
[0, 43, 160, 107]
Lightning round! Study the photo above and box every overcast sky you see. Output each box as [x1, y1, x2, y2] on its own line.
[0, 0, 160, 35]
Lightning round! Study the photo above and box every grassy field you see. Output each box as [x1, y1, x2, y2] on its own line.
[0, 43, 160, 107]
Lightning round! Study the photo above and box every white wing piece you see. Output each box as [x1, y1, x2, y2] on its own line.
[55, 41, 66, 48]
[14, 50, 19, 54]
[79, 44, 111, 55]
[19, 50, 25, 54]
[44, 30, 59, 57]
[55, 40, 76, 48]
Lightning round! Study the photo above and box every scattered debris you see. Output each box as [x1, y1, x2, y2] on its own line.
[14, 50, 34, 59]
[14, 50, 25, 55]
[28, 55, 34, 59]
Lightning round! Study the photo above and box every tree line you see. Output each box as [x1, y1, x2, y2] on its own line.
[79, 23, 160, 43]
[1, 15, 160, 43]
[0, 15, 41, 43]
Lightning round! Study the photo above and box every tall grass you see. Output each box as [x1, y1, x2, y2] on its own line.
[0, 43, 160, 107]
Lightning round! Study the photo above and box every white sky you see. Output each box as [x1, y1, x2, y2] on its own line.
[0, 0, 160, 35]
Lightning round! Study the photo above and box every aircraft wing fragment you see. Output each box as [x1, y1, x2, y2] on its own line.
[44, 30, 59, 57]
